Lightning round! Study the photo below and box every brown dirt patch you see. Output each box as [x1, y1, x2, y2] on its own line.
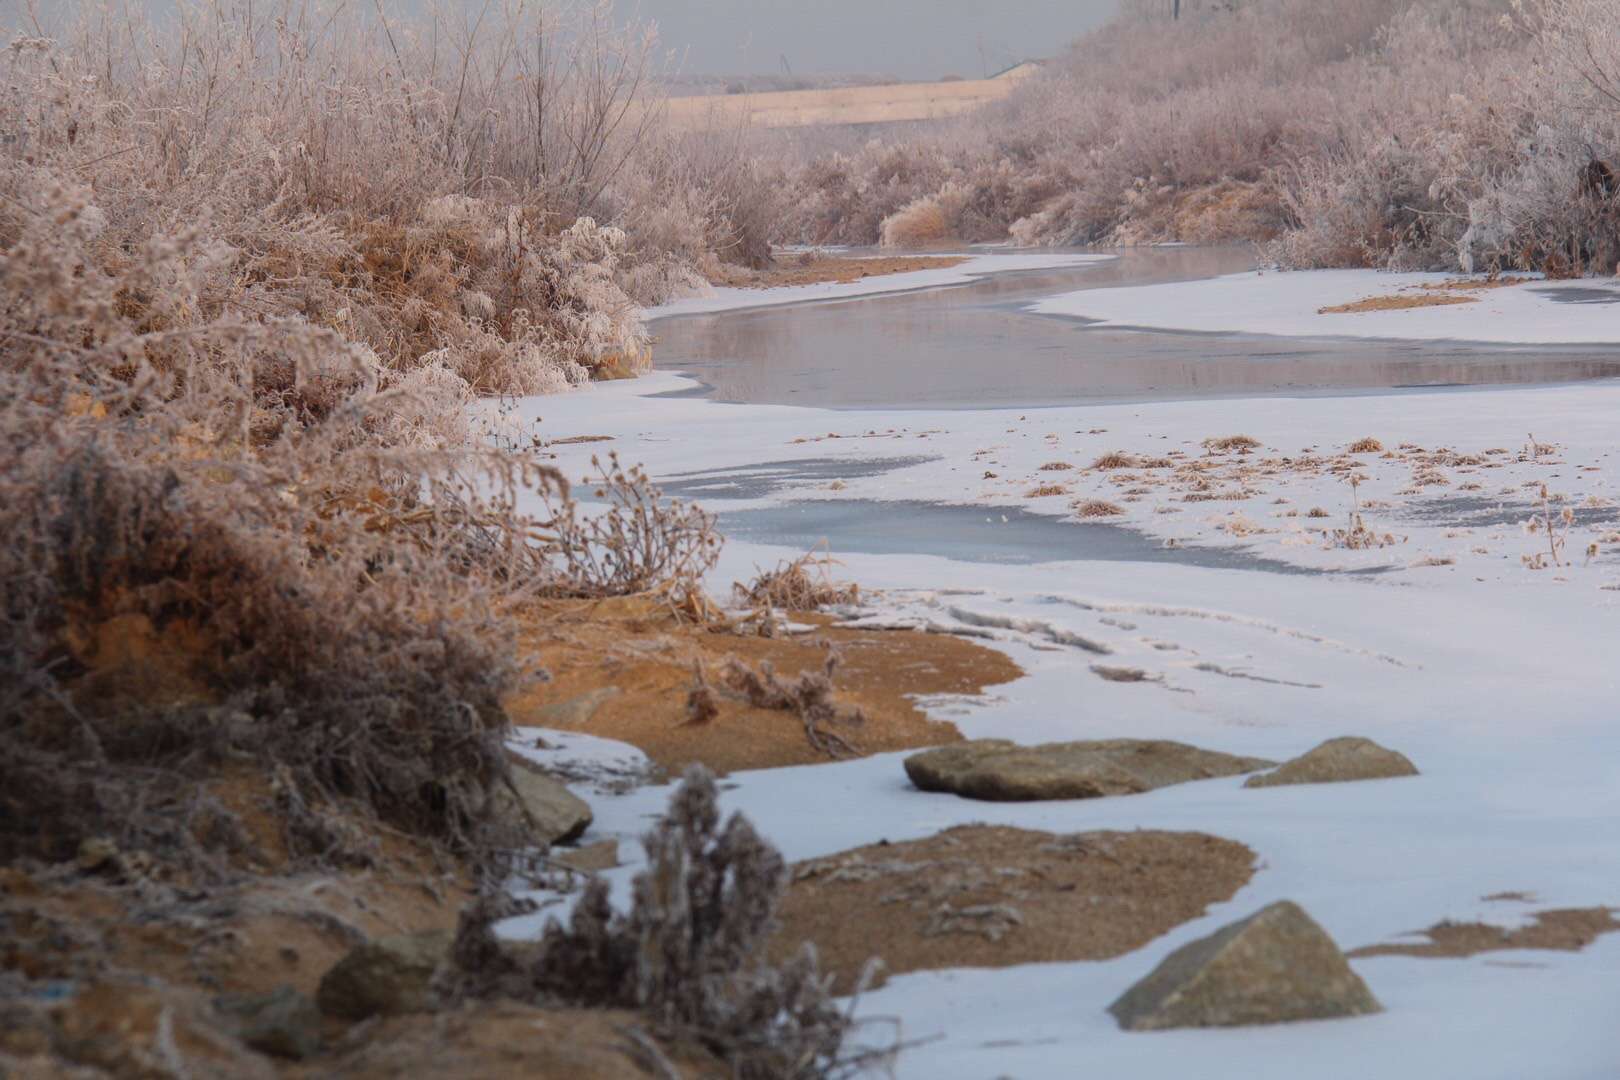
[504, 597, 1022, 775]
[1349, 907, 1620, 960]
[770, 825, 1255, 992]
[0, 782, 468, 1004]
[709, 255, 967, 290]
[1418, 276, 1535, 293]
[1319, 294, 1477, 314]
[299, 1003, 724, 1079]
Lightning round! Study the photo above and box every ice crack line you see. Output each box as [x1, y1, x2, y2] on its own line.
[944, 606, 1114, 656]
[1034, 594, 1412, 668]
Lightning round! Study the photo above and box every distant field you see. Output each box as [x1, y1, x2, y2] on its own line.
[664, 64, 1039, 129]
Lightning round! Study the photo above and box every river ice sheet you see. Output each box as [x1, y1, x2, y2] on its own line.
[497, 274, 1620, 1079]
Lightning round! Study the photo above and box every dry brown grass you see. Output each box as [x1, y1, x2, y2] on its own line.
[711, 255, 965, 288]
[1418, 277, 1536, 292]
[1091, 451, 1139, 470]
[1026, 483, 1071, 498]
[880, 182, 971, 248]
[1039, 460, 1077, 471]
[1202, 435, 1262, 454]
[734, 550, 860, 612]
[1348, 437, 1386, 453]
[1076, 499, 1126, 518]
[688, 655, 867, 759]
[1319, 294, 1477, 314]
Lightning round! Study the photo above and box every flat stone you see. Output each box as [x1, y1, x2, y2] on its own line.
[1245, 736, 1418, 788]
[904, 739, 1275, 802]
[532, 687, 622, 727]
[500, 757, 593, 845]
[215, 986, 321, 1060]
[316, 930, 453, 1021]
[1108, 900, 1382, 1030]
[553, 838, 619, 873]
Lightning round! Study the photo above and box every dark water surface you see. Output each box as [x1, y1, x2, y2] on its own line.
[717, 498, 1356, 574]
[651, 247, 1620, 409]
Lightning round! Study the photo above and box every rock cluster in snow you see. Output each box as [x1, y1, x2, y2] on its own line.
[903, 739, 1276, 801]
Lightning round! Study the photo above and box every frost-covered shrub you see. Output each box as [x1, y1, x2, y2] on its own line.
[0, 4, 739, 874]
[880, 181, 973, 247]
[0, 174, 557, 870]
[446, 768, 887, 1078]
[772, 0, 1620, 268]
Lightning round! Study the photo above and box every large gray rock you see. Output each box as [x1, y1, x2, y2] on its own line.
[1108, 901, 1382, 1031]
[1245, 736, 1418, 789]
[501, 757, 593, 845]
[904, 739, 1275, 802]
[215, 986, 321, 1060]
[316, 930, 453, 1021]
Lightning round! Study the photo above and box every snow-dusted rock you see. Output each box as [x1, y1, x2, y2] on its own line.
[1108, 901, 1381, 1031]
[903, 739, 1275, 802]
[1245, 736, 1418, 789]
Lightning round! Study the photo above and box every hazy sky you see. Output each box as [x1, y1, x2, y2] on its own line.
[1, 1, 1121, 80]
[629, 0, 1119, 79]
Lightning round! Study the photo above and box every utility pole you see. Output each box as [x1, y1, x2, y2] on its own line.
[1173, 0, 1181, 18]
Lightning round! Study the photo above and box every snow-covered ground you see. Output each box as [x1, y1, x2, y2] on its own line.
[1031, 268, 1620, 344]
[502, 265, 1620, 1079]
[645, 251, 1114, 321]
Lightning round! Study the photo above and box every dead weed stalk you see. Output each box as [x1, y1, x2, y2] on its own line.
[686, 655, 866, 759]
[735, 549, 860, 613]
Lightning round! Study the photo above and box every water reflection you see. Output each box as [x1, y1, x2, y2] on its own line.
[652, 247, 1620, 409]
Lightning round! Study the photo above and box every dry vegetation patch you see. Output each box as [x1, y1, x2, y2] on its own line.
[1076, 499, 1127, 519]
[0, 786, 467, 1001]
[733, 550, 860, 611]
[1202, 435, 1262, 454]
[304, 1003, 726, 1079]
[708, 255, 967, 288]
[1349, 907, 1620, 960]
[1092, 451, 1139, 470]
[1318, 293, 1478, 314]
[503, 597, 1022, 774]
[772, 826, 1255, 991]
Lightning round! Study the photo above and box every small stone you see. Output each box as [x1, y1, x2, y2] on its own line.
[1108, 901, 1382, 1030]
[215, 986, 321, 1060]
[75, 837, 118, 872]
[500, 758, 593, 845]
[1245, 737, 1418, 788]
[553, 838, 619, 873]
[904, 739, 1275, 802]
[316, 930, 453, 1021]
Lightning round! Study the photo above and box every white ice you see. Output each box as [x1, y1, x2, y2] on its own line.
[498, 264, 1620, 1080]
[645, 251, 1115, 321]
[1031, 268, 1620, 344]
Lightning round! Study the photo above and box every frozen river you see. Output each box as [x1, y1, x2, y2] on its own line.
[650, 246, 1620, 408]
[509, 250, 1620, 1080]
